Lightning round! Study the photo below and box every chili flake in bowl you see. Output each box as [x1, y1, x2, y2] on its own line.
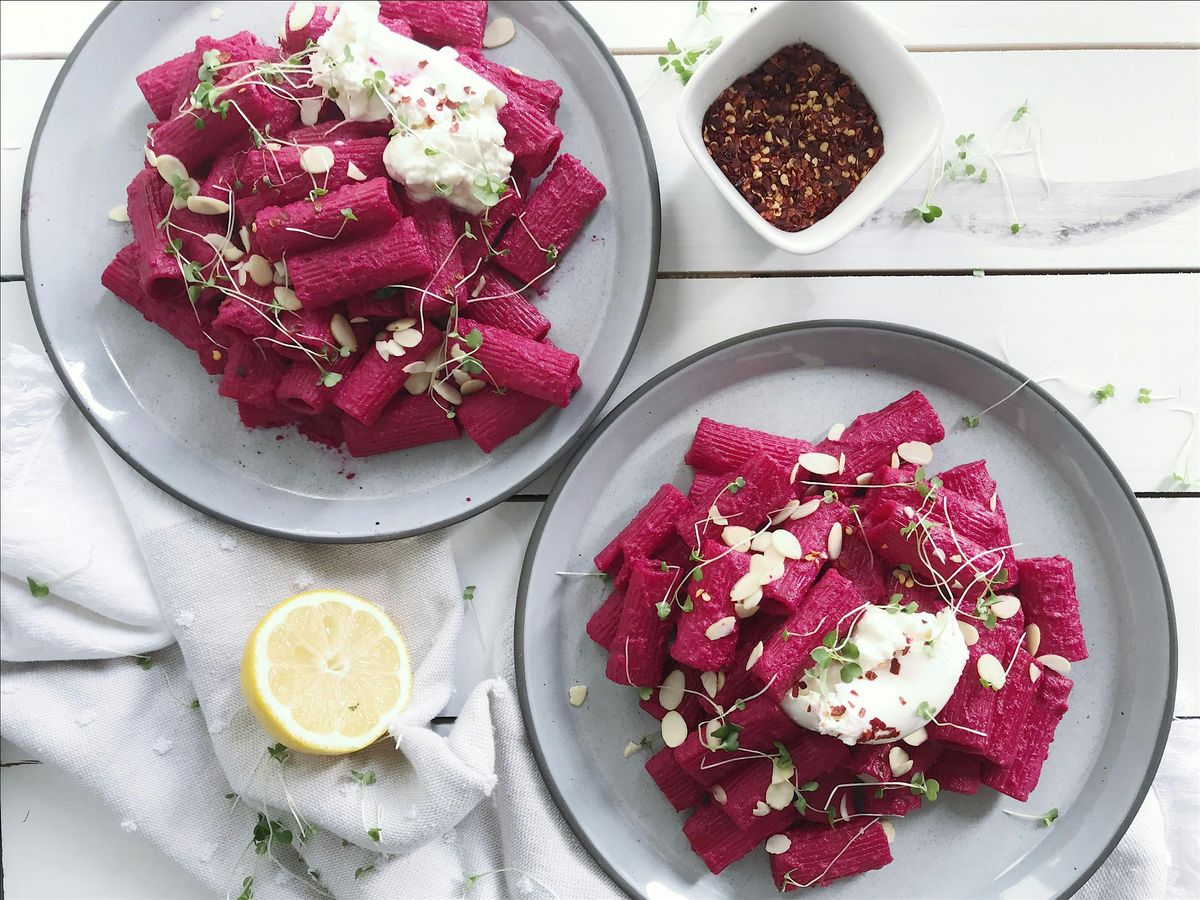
[676, 1, 942, 255]
[702, 43, 883, 233]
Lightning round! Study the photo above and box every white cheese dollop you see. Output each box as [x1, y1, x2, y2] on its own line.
[781, 606, 968, 745]
[310, 0, 513, 214]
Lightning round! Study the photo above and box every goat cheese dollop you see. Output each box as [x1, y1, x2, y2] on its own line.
[781, 606, 968, 745]
[310, 0, 512, 214]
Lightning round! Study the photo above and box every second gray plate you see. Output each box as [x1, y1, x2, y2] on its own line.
[517, 321, 1175, 899]
[23, 1, 657, 541]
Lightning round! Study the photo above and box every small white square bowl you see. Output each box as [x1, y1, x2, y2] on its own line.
[677, 0, 942, 255]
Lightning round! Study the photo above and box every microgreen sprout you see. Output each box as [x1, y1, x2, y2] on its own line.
[961, 374, 1035, 429]
[1091, 383, 1115, 403]
[367, 826, 381, 842]
[463, 585, 476, 601]
[464, 869, 558, 897]
[354, 865, 375, 880]
[252, 813, 292, 855]
[267, 742, 290, 763]
[1169, 408, 1200, 488]
[638, 686, 653, 701]
[709, 721, 743, 751]
[133, 654, 153, 670]
[1004, 806, 1059, 826]
[351, 769, 376, 786]
[1012, 100, 1029, 122]
[235, 875, 254, 900]
[909, 772, 941, 801]
[26, 577, 49, 598]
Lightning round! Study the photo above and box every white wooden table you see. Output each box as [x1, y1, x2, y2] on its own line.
[1, 1, 1198, 896]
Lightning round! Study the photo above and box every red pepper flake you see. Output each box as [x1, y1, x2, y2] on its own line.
[889, 658, 901, 675]
[830, 704, 847, 719]
[701, 42, 884, 233]
[864, 670, 878, 681]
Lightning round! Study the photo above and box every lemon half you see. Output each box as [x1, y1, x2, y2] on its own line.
[240, 590, 412, 755]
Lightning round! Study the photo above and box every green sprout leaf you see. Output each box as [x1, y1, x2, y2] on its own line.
[1012, 100, 1029, 122]
[355, 865, 375, 880]
[916, 701, 936, 721]
[367, 827, 381, 842]
[962, 414, 982, 428]
[133, 654, 152, 670]
[840, 662, 863, 683]
[320, 371, 343, 388]
[340, 208, 358, 221]
[463, 584, 476, 601]
[1092, 383, 1116, 403]
[236, 875, 254, 900]
[351, 769, 376, 786]
[638, 686, 653, 701]
[464, 328, 484, 351]
[1040, 807, 1059, 826]
[26, 576, 50, 598]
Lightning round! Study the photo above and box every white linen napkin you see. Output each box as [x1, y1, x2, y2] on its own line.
[0, 342, 1195, 899]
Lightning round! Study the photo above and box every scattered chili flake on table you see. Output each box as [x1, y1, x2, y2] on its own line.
[702, 43, 884, 232]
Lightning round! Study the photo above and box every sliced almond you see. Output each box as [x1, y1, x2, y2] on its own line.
[433, 380, 463, 405]
[977, 653, 1006, 690]
[741, 589, 762, 612]
[705, 617, 736, 642]
[567, 684, 587, 707]
[186, 195, 231, 215]
[1030, 662, 1042, 683]
[170, 178, 199, 209]
[958, 621, 979, 647]
[989, 492, 998, 512]
[762, 553, 786, 583]
[700, 670, 719, 699]
[837, 452, 846, 475]
[765, 781, 793, 810]
[623, 741, 643, 759]
[243, 254, 274, 287]
[765, 834, 791, 855]
[346, 160, 367, 182]
[350, 316, 368, 324]
[799, 452, 840, 476]
[394, 328, 424, 348]
[404, 371, 432, 395]
[386, 339, 405, 357]
[273, 285, 302, 311]
[108, 204, 129, 222]
[1037, 654, 1071, 675]
[722, 525, 754, 549]
[890, 451, 901, 469]
[661, 711, 688, 748]
[299, 145, 335, 174]
[888, 746, 914, 777]
[144, 145, 158, 167]
[731, 572, 764, 603]
[827, 523, 843, 560]
[991, 596, 1021, 620]
[451, 368, 470, 386]
[708, 504, 728, 527]
[330, 313, 357, 352]
[733, 601, 759, 620]
[482, 15, 516, 48]
[402, 361, 426, 375]
[750, 533, 772, 553]
[712, 784, 728, 804]
[826, 423, 846, 441]
[771, 529, 803, 560]
[386, 317, 417, 332]
[376, 340, 393, 362]
[771, 756, 794, 785]
[856, 472, 875, 485]
[791, 498, 822, 520]
[880, 821, 896, 844]
[460, 379, 487, 396]
[745, 641, 764, 671]
[902, 726, 928, 747]
[897, 441, 934, 466]
[751, 801, 771, 818]
[659, 669, 686, 711]
[789, 459, 802, 485]
[154, 153, 188, 185]
[770, 499, 801, 526]
[288, 0, 316, 30]
[238, 226, 252, 252]
[1024, 623, 1042, 656]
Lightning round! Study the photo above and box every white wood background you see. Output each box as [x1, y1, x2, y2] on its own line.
[1, 1, 1198, 897]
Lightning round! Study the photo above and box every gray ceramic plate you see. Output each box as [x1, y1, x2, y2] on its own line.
[23, 1, 657, 542]
[517, 322, 1175, 899]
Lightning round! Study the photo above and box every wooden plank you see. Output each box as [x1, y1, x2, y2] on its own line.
[7, 49, 1196, 276]
[576, 1, 1200, 52]
[3, 2, 1198, 58]
[1142, 498, 1200, 716]
[618, 51, 1200, 273]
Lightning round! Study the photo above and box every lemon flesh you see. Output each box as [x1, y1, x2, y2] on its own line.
[240, 590, 412, 755]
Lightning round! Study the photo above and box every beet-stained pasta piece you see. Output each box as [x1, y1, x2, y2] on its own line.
[403, 198, 467, 317]
[684, 799, 798, 875]
[218, 339, 287, 410]
[585, 585, 626, 652]
[333, 326, 443, 426]
[126, 169, 185, 301]
[645, 748, 705, 812]
[981, 667, 1072, 801]
[593, 483, 691, 576]
[770, 821, 893, 890]
[456, 386, 553, 454]
[378, 0, 488, 47]
[495, 92, 563, 180]
[684, 417, 815, 476]
[450, 320, 579, 408]
[275, 347, 358, 417]
[289, 218, 434, 308]
[238, 401, 293, 430]
[136, 48, 202, 120]
[605, 560, 679, 687]
[495, 154, 606, 284]
[462, 268, 552, 340]
[281, 1, 338, 52]
[670, 538, 747, 672]
[1016, 556, 1088, 662]
[379, 15, 415, 38]
[254, 178, 401, 259]
[234, 138, 390, 221]
[456, 49, 563, 119]
[341, 392, 461, 457]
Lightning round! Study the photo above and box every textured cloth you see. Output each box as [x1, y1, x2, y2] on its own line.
[0, 343, 1195, 899]
[0, 344, 618, 900]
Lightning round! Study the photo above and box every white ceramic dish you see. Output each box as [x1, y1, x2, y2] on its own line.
[517, 322, 1175, 899]
[677, 0, 942, 255]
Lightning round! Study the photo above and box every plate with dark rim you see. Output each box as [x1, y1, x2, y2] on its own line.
[22, 0, 658, 542]
[516, 321, 1175, 899]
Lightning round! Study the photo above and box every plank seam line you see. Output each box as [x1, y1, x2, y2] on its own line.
[657, 269, 1200, 279]
[610, 44, 1200, 56]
